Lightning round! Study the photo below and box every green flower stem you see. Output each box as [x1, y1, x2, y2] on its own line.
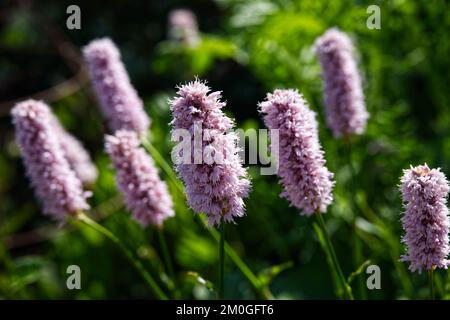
[344, 138, 367, 299]
[218, 218, 225, 299]
[141, 137, 273, 299]
[157, 228, 175, 282]
[315, 213, 354, 300]
[313, 222, 341, 297]
[202, 214, 273, 299]
[157, 227, 179, 299]
[429, 268, 435, 300]
[73, 212, 168, 300]
[141, 137, 180, 188]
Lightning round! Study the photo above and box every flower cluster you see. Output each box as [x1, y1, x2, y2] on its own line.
[315, 28, 369, 138]
[11, 100, 90, 220]
[170, 80, 250, 226]
[105, 130, 174, 227]
[83, 38, 150, 133]
[49, 114, 98, 185]
[259, 89, 334, 215]
[400, 164, 450, 273]
[168, 9, 200, 47]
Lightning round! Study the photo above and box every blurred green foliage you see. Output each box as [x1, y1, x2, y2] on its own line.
[1, 0, 450, 299]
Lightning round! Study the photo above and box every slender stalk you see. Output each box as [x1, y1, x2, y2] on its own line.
[429, 268, 435, 300]
[315, 213, 354, 300]
[141, 136, 180, 187]
[73, 212, 168, 300]
[434, 270, 444, 297]
[218, 218, 225, 299]
[157, 227, 179, 298]
[157, 228, 175, 280]
[141, 138, 274, 299]
[344, 138, 367, 299]
[202, 214, 272, 299]
[313, 222, 341, 297]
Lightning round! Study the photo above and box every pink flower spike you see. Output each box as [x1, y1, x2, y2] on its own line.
[11, 100, 90, 220]
[315, 28, 369, 138]
[170, 80, 250, 226]
[49, 114, 98, 185]
[259, 89, 334, 215]
[400, 164, 450, 273]
[168, 9, 200, 47]
[83, 38, 150, 134]
[105, 130, 174, 227]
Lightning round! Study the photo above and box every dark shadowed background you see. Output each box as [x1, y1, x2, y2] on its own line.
[1, 0, 449, 299]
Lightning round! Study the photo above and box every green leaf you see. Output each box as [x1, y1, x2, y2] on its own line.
[347, 260, 371, 284]
[258, 261, 294, 287]
[7, 256, 54, 292]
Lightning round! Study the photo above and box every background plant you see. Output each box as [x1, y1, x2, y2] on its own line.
[1, 0, 450, 299]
